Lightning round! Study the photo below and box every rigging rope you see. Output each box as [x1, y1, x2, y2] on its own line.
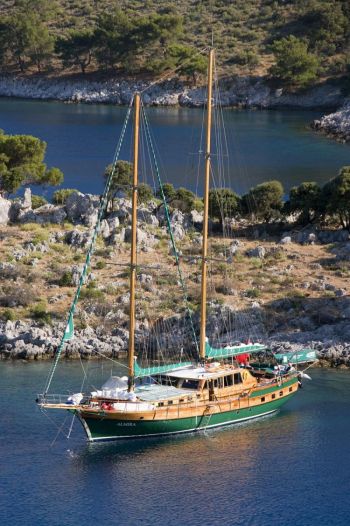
[141, 102, 199, 356]
[43, 101, 134, 396]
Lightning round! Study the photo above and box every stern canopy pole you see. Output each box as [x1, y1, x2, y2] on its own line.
[128, 93, 141, 391]
[199, 48, 214, 360]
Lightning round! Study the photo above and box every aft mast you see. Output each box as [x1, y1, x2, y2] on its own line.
[128, 93, 141, 391]
[199, 49, 214, 360]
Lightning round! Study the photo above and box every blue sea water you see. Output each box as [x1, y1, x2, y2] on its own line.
[0, 362, 349, 526]
[1, 98, 350, 198]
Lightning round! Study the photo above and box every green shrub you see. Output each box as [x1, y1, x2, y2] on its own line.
[80, 287, 104, 300]
[58, 270, 73, 286]
[245, 288, 260, 298]
[31, 195, 48, 209]
[2, 308, 16, 321]
[52, 188, 78, 204]
[30, 301, 51, 324]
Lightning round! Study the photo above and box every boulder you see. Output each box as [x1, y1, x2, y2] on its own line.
[137, 208, 159, 226]
[280, 236, 292, 244]
[171, 222, 186, 241]
[110, 227, 126, 244]
[99, 219, 110, 239]
[190, 209, 203, 225]
[23, 188, 32, 209]
[114, 198, 132, 223]
[65, 229, 93, 247]
[0, 196, 11, 225]
[65, 192, 99, 226]
[246, 245, 266, 259]
[106, 214, 120, 232]
[124, 226, 157, 249]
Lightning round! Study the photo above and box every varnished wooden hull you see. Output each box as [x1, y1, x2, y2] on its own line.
[77, 377, 299, 442]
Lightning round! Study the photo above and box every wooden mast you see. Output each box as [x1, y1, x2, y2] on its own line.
[199, 48, 214, 360]
[128, 92, 140, 391]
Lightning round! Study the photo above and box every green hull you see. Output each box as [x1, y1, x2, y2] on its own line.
[77, 392, 296, 442]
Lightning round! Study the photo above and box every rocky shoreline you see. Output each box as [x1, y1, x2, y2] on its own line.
[1, 316, 350, 369]
[312, 102, 350, 143]
[0, 74, 346, 109]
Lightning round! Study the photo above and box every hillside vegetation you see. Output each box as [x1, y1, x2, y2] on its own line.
[0, 0, 350, 89]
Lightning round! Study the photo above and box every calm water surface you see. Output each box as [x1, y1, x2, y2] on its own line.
[1, 362, 349, 526]
[1, 98, 350, 197]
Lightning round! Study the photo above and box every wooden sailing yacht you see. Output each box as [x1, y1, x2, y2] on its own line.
[38, 49, 302, 442]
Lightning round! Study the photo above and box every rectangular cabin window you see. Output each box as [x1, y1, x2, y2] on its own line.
[234, 373, 243, 384]
[279, 391, 283, 397]
[224, 375, 233, 387]
[289, 387, 293, 392]
[261, 397, 265, 402]
[181, 379, 199, 390]
[158, 402, 164, 407]
[168, 400, 173, 405]
[213, 377, 224, 389]
[271, 394, 276, 399]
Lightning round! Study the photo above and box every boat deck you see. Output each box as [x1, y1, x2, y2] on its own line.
[135, 384, 191, 402]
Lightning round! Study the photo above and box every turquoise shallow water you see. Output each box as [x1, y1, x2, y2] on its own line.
[1, 362, 350, 526]
[1, 98, 350, 197]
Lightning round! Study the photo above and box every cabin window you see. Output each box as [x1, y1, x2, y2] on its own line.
[279, 391, 283, 397]
[289, 387, 293, 392]
[224, 375, 233, 387]
[213, 377, 224, 389]
[234, 373, 243, 384]
[261, 397, 265, 402]
[168, 400, 173, 405]
[158, 402, 164, 407]
[271, 394, 276, 399]
[181, 379, 199, 390]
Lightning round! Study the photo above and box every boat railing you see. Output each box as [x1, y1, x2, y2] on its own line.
[36, 393, 82, 405]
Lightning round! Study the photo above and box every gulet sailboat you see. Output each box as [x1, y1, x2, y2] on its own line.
[38, 49, 303, 442]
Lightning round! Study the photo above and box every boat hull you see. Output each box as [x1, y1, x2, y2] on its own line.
[77, 391, 296, 442]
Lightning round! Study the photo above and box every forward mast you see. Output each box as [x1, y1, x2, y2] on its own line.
[128, 92, 140, 391]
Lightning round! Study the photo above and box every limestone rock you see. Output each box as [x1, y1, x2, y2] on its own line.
[280, 236, 292, 244]
[246, 245, 266, 259]
[65, 229, 92, 247]
[65, 192, 99, 226]
[137, 208, 159, 227]
[23, 188, 32, 209]
[0, 196, 11, 225]
[124, 226, 156, 249]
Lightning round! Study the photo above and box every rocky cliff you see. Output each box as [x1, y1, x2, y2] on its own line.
[0, 74, 346, 109]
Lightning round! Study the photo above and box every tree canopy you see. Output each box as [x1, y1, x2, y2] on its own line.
[208, 188, 240, 222]
[243, 180, 284, 221]
[270, 36, 320, 88]
[323, 167, 350, 228]
[288, 182, 321, 223]
[0, 131, 63, 195]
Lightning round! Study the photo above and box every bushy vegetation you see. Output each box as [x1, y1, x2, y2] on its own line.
[0, 130, 64, 195]
[52, 188, 78, 204]
[270, 36, 320, 88]
[31, 195, 48, 209]
[0, 1, 349, 88]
